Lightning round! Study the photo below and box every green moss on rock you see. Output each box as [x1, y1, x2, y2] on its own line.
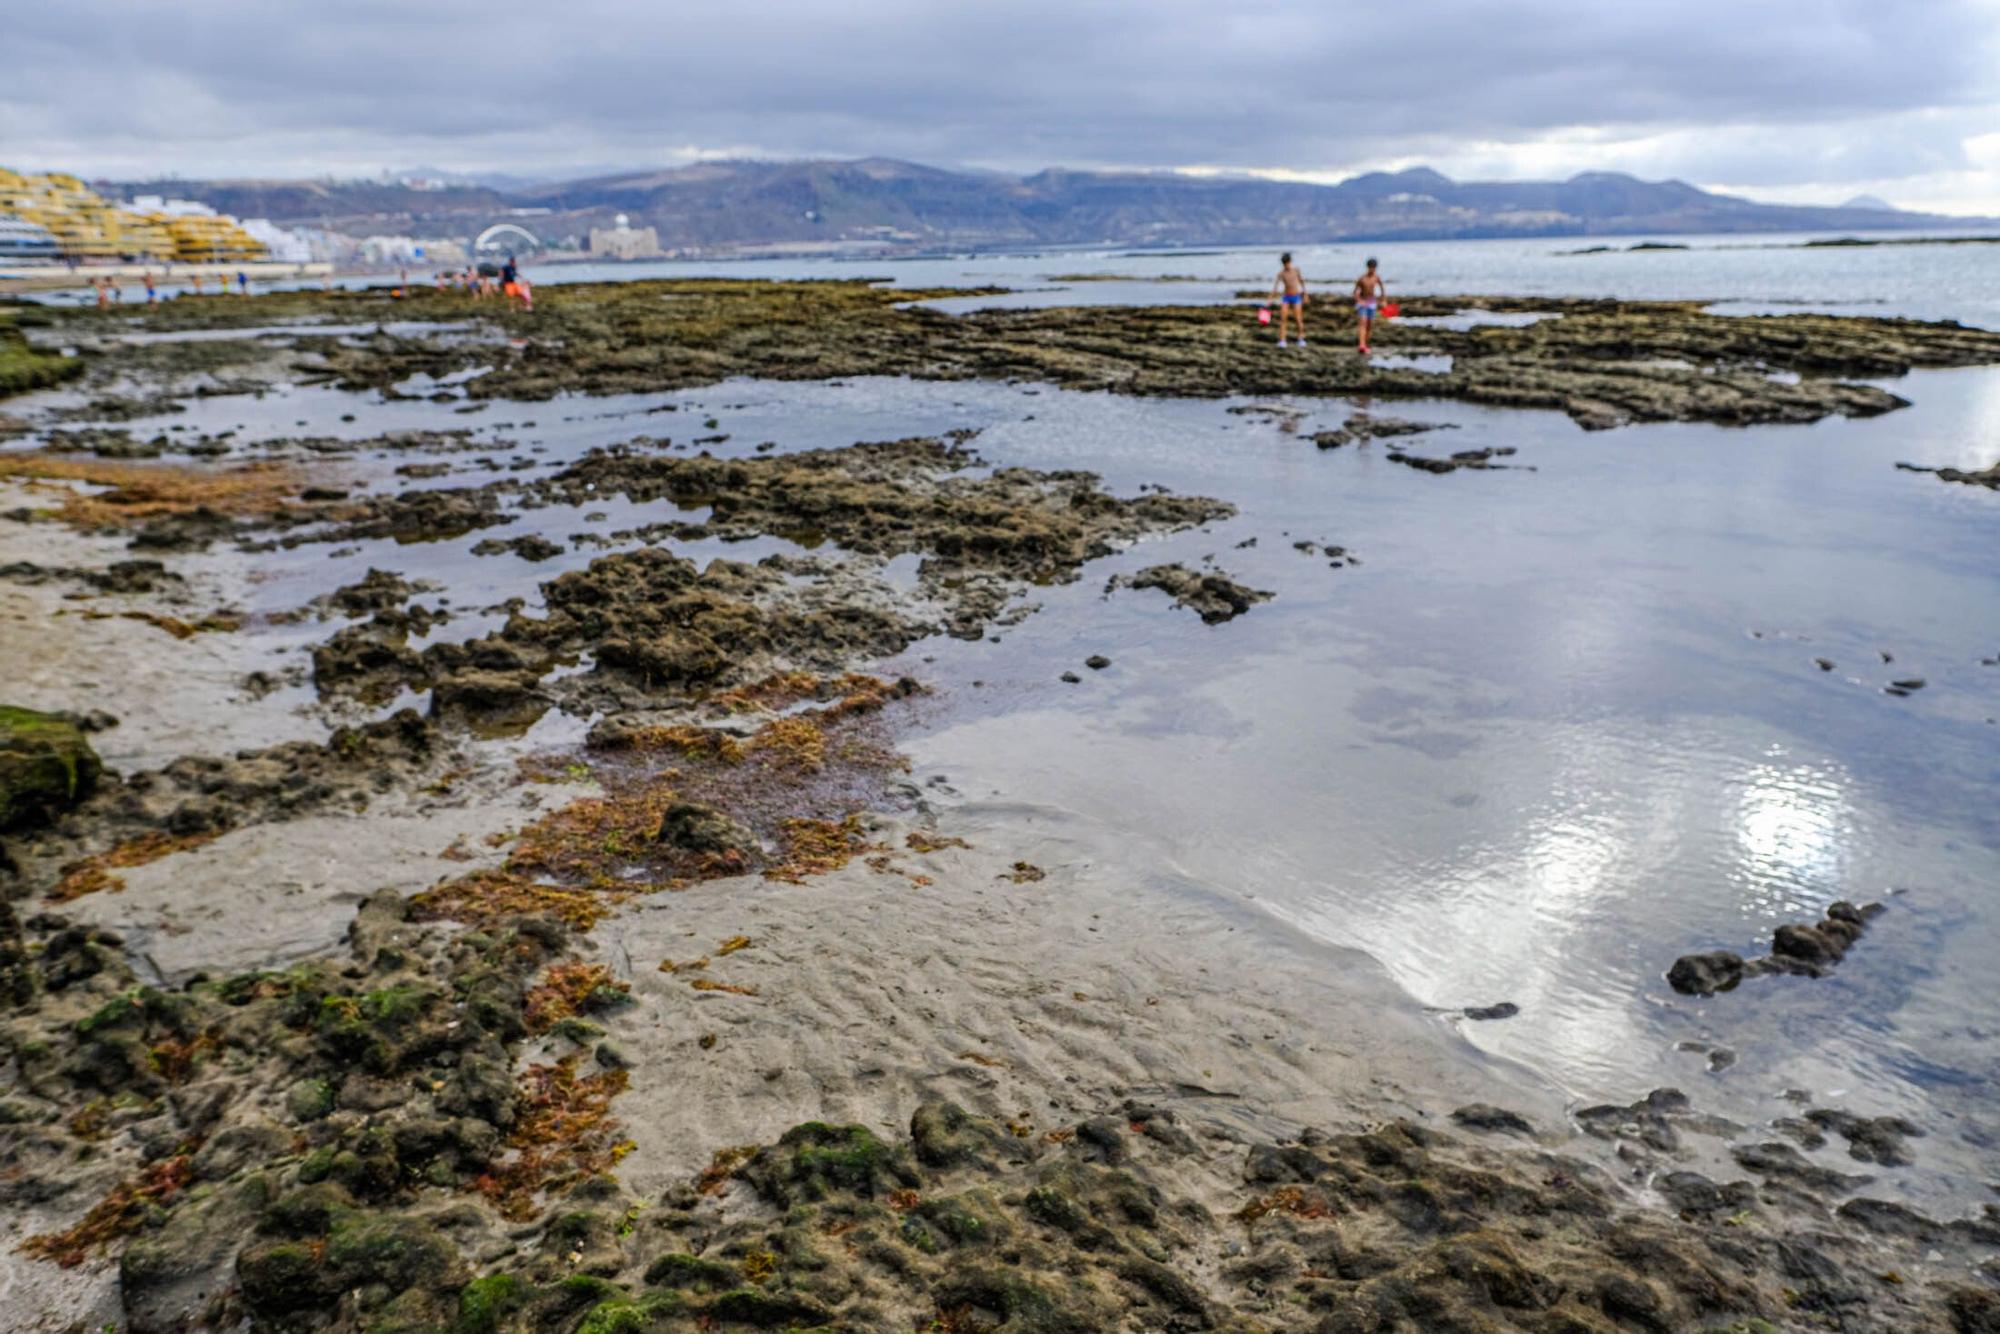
[288, 1077, 335, 1122]
[75, 990, 148, 1037]
[238, 1241, 332, 1313]
[0, 706, 101, 831]
[703, 1287, 832, 1327]
[1023, 1186, 1087, 1232]
[916, 1191, 1001, 1248]
[296, 1146, 336, 1184]
[745, 1121, 918, 1206]
[910, 1101, 1009, 1170]
[643, 1251, 740, 1290]
[454, 1273, 531, 1333]
[931, 1268, 1098, 1334]
[0, 321, 85, 399]
[325, 1212, 462, 1291]
[573, 1291, 685, 1333]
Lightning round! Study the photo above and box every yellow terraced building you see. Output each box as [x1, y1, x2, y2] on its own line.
[0, 167, 267, 262]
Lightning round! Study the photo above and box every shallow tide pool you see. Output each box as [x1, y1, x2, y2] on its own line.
[9, 339, 1998, 1213]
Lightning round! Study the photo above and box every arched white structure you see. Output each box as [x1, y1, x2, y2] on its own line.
[474, 222, 541, 251]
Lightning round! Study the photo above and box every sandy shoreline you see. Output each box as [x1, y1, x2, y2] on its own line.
[3, 282, 1998, 1330]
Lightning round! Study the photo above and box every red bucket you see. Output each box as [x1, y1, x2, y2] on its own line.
[1257, 307, 1272, 325]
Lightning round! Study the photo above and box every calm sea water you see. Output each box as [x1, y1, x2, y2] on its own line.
[11, 232, 1999, 1210]
[496, 228, 2000, 329]
[26, 226, 2000, 330]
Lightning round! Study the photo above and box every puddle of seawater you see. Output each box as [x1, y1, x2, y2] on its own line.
[75, 320, 487, 345]
[1394, 310, 1557, 332]
[1366, 353, 1454, 373]
[835, 369, 1998, 1216]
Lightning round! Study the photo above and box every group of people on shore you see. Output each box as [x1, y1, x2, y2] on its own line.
[89, 270, 250, 307]
[81, 259, 531, 311]
[1268, 254, 1389, 354]
[437, 254, 532, 311]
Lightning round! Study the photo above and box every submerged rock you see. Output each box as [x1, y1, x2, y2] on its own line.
[1807, 1108, 1926, 1167]
[1461, 1000, 1520, 1021]
[1666, 950, 1746, 997]
[1896, 458, 2000, 490]
[471, 533, 564, 561]
[1112, 563, 1273, 624]
[1669, 900, 1885, 996]
[327, 568, 436, 616]
[0, 706, 103, 830]
[43, 427, 161, 459]
[1451, 1104, 1535, 1134]
[1311, 414, 1452, 450]
[1386, 444, 1523, 474]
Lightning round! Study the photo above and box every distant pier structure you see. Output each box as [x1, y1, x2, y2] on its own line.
[474, 221, 543, 253]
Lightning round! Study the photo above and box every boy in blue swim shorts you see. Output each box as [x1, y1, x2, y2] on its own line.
[1269, 253, 1308, 348]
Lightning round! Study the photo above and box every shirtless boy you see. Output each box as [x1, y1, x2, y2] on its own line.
[1353, 258, 1386, 354]
[1270, 253, 1307, 348]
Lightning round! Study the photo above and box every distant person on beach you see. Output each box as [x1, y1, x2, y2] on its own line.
[1269, 253, 1307, 347]
[189, 273, 203, 297]
[93, 276, 109, 309]
[143, 272, 156, 305]
[501, 254, 534, 311]
[237, 271, 248, 296]
[1353, 258, 1387, 354]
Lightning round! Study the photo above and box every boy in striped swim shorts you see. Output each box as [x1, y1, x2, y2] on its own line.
[1354, 257, 1386, 355]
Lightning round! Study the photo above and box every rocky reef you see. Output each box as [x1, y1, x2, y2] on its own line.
[293, 431, 1233, 723]
[1109, 564, 1274, 624]
[31, 281, 2000, 433]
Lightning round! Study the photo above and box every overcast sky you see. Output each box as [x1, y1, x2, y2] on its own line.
[7, 0, 2000, 213]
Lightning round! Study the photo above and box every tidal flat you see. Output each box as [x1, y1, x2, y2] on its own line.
[2, 280, 1998, 1331]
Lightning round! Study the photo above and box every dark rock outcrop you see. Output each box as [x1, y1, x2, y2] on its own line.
[1112, 564, 1273, 624]
[0, 706, 103, 830]
[1669, 900, 1885, 996]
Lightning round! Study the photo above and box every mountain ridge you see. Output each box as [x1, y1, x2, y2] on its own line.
[98, 159, 1987, 253]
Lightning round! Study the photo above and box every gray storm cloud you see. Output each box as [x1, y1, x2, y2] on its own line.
[3, 0, 1997, 203]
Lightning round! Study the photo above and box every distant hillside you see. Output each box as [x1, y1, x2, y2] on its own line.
[100, 160, 1990, 253]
